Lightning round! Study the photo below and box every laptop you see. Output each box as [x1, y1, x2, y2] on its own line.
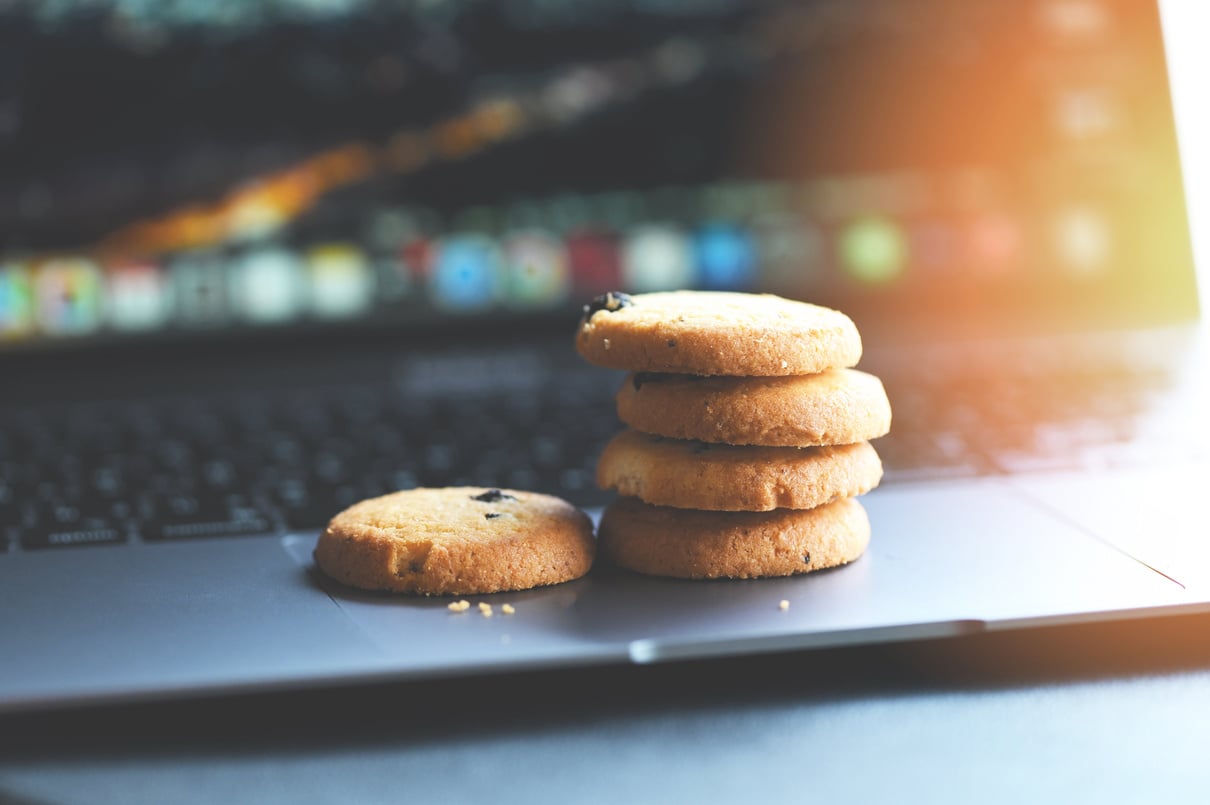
[2, 0, 1207, 713]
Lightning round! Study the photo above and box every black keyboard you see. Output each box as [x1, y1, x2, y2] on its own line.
[0, 375, 620, 552]
[3, 357, 1205, 552]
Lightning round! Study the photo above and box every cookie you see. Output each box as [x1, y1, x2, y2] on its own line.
[616, 369, 892, 447]
[313, 487, 595, 595]
[575, 290, 861, 376]
[598, 496, 870, 579]
[596, 429, 883, 511]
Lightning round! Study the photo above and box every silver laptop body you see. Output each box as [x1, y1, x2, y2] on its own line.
[2, 0, 1207, 713]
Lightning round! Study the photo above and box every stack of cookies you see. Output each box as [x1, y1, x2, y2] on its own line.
[576, 290, 891, 580]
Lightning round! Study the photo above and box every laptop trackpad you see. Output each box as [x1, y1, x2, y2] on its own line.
[1008, 461, 1210, 592]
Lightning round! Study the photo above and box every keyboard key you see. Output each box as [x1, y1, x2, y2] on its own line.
[21, 525, 126, 550]
[0, 482, 16, 522]
[142, 512, 275, 541]
[283, 505, 338, 532]
[200, 459, 238, 489]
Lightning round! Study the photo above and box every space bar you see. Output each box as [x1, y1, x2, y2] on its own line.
[143, 516, 276, 541]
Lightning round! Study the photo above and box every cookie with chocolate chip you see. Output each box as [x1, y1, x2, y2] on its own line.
[596, 429, 883, 511]
[616, 369, 891, 447]
[598, 496, 870, 580]
[575, 290, 861, 376]
[314, 487, 594, 595]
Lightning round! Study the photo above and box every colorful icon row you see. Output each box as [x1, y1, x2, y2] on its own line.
[0, 247, 379, 339]
[1, 204, 1113, 341]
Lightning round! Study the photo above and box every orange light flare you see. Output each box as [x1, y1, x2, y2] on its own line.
[737, 0, 1194, 330]
[97, 143, 377, 256]
[93, 90, 532, 257]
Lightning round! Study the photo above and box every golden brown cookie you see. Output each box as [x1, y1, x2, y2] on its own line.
[616, 368, 892, 447]
[314, 487, 594, 595]
[598, 496, 870, 579]
[575, 290, 861, 376]
[596, 429, 883, 511]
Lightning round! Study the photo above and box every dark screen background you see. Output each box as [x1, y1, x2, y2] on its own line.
[0, 0, 1197, 351]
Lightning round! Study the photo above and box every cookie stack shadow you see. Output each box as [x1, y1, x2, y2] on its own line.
[576, 291, 892, 580]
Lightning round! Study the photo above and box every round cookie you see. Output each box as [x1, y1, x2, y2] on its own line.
[597, 429, 883, 511]
[575, 290, 861, 376]
[616, 368, 892, 447]
[598, 496, 870, 579]
[314, 487, 594, 595]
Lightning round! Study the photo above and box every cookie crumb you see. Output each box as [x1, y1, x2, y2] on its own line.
[478, 602, 493, 616]
[448, 600, 471, 613]
[778, 599, 790, 611]
[501, 603, 516, 615]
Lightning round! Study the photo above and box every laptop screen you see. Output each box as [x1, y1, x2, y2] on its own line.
[0, 0, 1197, 353]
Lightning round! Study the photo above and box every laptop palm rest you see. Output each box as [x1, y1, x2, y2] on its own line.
[287, 479, 1192, 674]
[2, 478, 1196, 713]
[0, 538, 391, 712]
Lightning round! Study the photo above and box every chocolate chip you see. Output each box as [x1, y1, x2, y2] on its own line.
[582, 291, 633, 319]
[485, 512, 502, 520]
[471, 489, 516, 503]
[666, 338, 677, 348]
[802, 553, 812, 565]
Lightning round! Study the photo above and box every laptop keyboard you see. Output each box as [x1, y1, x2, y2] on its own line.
[877, 361, 1209, 483]
[0, 376, 621, 552]
[2, 360, 1206, 551]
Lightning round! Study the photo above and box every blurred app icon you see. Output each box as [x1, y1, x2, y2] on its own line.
[373, 254, 411, 303]
[1036, 0, 1110, 39]
[430, 234, 503, 312]
[308, 244, 375, 319]
[231, 247, 305, 324]
[908, 219, 956, 273]
[502, 230, 570, 308]
[566, 229, 621, 294]
[752, 214, 827, 293]
[967, 212, 1023, 275]
[622, 225, 693, 292]
[0, 264, 35, 337]
[401, 236, 435, 281]
[173, 251, 229, 327]
[1054, 88, 1119, 140]
[1054, 206, 1111, 277]
[694, 223, 756, 290]
[106, 259, 172, 331]
[838, 215, 907, 284]
[35, 257, 103, 336]
[379, 232, 434, 301]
